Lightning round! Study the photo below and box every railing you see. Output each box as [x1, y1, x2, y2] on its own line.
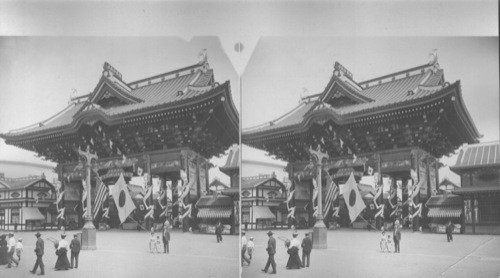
[242, 222, 291, 230]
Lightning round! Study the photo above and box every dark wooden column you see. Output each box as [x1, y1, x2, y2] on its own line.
[471, 194, 476, 234]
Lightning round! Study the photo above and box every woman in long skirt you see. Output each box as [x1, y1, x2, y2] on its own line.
[286, 231, 302, 269]
[55, 234, 71, 270]
[0, 234, 9, 265]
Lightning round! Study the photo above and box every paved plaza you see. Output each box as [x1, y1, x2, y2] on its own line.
[242, 229, 500, 278]
[0, 229, 238, 278]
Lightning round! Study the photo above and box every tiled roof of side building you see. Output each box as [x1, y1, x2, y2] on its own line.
[241, 175, 286, 189]
[450, 141, 500, 172]
[196, 194, 233, 207]
[426, 194, 462, 207]
[0, 176, 53, 190]
[243, 65, 446, 135]
[3, 64, 216, 137]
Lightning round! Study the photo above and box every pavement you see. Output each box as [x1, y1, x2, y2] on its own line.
[0, 229, 238, 278]
[241, 228, 500, 278]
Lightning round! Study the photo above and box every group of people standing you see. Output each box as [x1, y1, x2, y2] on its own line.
[149, 220, 171, 254]
[0, 233, 23, 268]
[30, 232, 81, 275]
[241, 230, 313, 274]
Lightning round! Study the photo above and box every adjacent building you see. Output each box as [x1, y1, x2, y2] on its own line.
[0, 174, 57, 231]
[451, 141, 500, 234]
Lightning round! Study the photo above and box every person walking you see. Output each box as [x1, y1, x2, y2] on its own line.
[15, 238, 23, 262]
[0, 235, 8, 265]
[241, 231, 250, 266]
[446, 221, 454, 242]
[162, 220, 171, 254]
[247, 237, 255, 261]
[215, 221, 223, 243]
[301, 232, 312, 268]
[261, 231, 277, 274]
[393, 221, 401, 253]
[6, 233, 19, 268]
[70, 234, 81, 269]
[30, 232, 45, 275]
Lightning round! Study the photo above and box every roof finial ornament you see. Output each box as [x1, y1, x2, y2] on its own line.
[198, 49, 210, 72]
[428, 49, 440, 73]
[299, 87, 308, 103]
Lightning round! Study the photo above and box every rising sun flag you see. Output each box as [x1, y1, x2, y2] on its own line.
[340, 172, 366, 223]
[111, 173, 136, 224]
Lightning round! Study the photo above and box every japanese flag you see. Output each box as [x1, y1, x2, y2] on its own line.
[111, 173, 136, 224]
[340, 172, 366, 223]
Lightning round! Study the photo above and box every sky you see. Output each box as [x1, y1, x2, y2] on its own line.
[242, 37, 499, 184]
[0, 1, 497, 186]
[0, 36, 239, 184]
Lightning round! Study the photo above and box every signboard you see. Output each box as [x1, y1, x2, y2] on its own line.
[418, 159, 428, 198]
[199, 163, 207, 193]
[429, 165, 437, 196]
[188, 157, 198, 197]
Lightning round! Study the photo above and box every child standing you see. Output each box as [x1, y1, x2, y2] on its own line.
[15, 238, 23, 262]
[149, 227, 157, 253]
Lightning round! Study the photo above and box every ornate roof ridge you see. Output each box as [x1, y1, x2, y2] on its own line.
[0, 175, 42, 182]
[359, 64, 436, 89]
[128, 62, 205, 90]
[241, 173, 275, 181]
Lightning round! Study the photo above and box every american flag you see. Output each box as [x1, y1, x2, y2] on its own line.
[92, 178, 109, 219]
[323, 174, 338, 215]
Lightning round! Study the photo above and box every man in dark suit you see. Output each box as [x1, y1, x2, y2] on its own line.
[215, 221, 223, 243]
[70, 234, 81, 269]
[30, 232, 44, 276]
[446, 221, 454, 242]
[261, 231, 276, 274]
[393, 222, 401, 253]
[301, 232, 312, 267]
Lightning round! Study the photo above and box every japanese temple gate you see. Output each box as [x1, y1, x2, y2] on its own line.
[1, 56, 239, 230]
[243, 57, 480, 230]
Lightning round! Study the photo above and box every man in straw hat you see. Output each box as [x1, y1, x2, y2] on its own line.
[70, 233, 81, 269]
[301, 232, 312, 268]
[6, 232, 19, 268]
[30, 232, 45, 275]
[261, 231, 276, 274]
[241, 231, 250, 266]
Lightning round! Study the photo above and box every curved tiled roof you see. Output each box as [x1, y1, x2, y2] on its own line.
[243, 66, 449, 136]
[2, 64, 217, 138]
[0, 176, 54, 190]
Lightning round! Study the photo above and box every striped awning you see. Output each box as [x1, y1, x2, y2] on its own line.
[22, 207, 45, 220]
[427, 207, 462, 218]
[252, 206, 276, 219]
[197, 208, 232, 219]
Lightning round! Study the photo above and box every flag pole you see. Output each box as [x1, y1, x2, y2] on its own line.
[358, 214, 378, 230]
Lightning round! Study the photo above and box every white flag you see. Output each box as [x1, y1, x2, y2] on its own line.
[340, 172, 366, 223]
[111, 173, 136, 224]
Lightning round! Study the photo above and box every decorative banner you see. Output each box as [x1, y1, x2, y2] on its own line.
[287, 206, 296, 219]
[56, 207, 66, 220]
[102, 205, 110, 219]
